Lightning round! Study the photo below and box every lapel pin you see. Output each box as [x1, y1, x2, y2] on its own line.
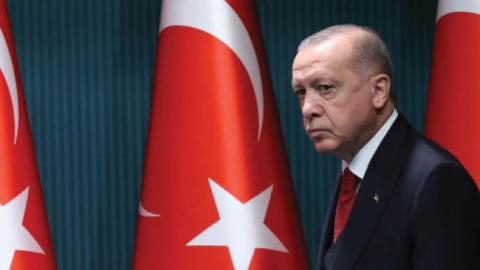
[373, 193, 380, 203]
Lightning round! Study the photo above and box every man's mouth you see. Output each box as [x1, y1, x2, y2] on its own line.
[306, 128, 329, 139]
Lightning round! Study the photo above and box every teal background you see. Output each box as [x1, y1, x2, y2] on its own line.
[8, 0, 437, 269]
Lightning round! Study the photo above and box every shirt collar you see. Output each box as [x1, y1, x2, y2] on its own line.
[342, 109, 398, 179]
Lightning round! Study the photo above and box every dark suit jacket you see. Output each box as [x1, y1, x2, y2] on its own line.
[316, 115, 480, 270]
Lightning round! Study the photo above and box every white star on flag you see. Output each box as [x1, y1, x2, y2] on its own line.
[187, 178, 288, 270]
[0, 187, 45, 270]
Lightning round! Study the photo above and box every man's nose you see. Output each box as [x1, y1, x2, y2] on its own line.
[302, 91, 323, 120]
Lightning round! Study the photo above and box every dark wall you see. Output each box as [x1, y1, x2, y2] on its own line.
[8, 0, 437, 269]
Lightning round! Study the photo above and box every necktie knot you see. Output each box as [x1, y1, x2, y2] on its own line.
[341, 168, 357, 193]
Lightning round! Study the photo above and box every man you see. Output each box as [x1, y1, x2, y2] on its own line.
[291, 24, 480, 270]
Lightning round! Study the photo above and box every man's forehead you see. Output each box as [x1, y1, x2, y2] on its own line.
[293, 38, 352, 69]
[293, 42, 352, 76]
[291, 60, 338, 89]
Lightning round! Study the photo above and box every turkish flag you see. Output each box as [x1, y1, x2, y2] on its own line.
[133, 0, 309, 269]
[425, 0, 480, 188]
[0, 1, 57, 269]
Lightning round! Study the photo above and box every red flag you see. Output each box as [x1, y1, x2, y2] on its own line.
[133, 0, 309, 269]
[0, 1, 57, 269]
[425, 0, 480, 188]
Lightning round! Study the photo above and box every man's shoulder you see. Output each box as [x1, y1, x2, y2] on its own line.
[388, 116, 472, 185]
[374, 113, 473, 187]
[391, 114, 462, 168]
[401, 127, 476, 192]
[409, 130, 461, 167]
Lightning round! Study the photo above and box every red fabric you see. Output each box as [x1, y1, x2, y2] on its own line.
[425, 11, 480, 189]
[333, 169, 358, 243]
[0, 0, 56, 269]
[133, 1, 309, 269]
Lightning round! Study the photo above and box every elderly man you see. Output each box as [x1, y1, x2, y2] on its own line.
[291, 24, 480, 270]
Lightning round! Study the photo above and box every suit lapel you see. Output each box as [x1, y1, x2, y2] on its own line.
[331, 115, 414, 270]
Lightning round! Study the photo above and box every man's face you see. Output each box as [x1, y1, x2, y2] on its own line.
[291, 37, 378, 160]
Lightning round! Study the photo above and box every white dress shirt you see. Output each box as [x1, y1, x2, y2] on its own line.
[342, 109, 399, 180]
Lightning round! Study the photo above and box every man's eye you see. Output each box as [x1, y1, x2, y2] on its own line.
[315, 84, 333, 92]
[295, 89, 306, 97]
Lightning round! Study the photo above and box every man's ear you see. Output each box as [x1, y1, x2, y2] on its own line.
[370, 74, 391, 109]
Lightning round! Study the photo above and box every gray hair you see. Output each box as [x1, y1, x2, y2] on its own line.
[298, 24, 394, 100]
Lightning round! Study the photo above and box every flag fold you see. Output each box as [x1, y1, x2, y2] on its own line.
[133, 0, 309, 269]
[425, 0, 480, 188]
[0, 1, 56, 269]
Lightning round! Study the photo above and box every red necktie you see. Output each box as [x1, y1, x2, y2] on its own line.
[333, 168, 358, 243]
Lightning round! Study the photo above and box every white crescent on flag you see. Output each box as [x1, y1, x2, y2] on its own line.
[0, 28, 19, 144]
[159, 0, 265, 141]
[437, 0, 480, 20]
[138, 202, 160, 217]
